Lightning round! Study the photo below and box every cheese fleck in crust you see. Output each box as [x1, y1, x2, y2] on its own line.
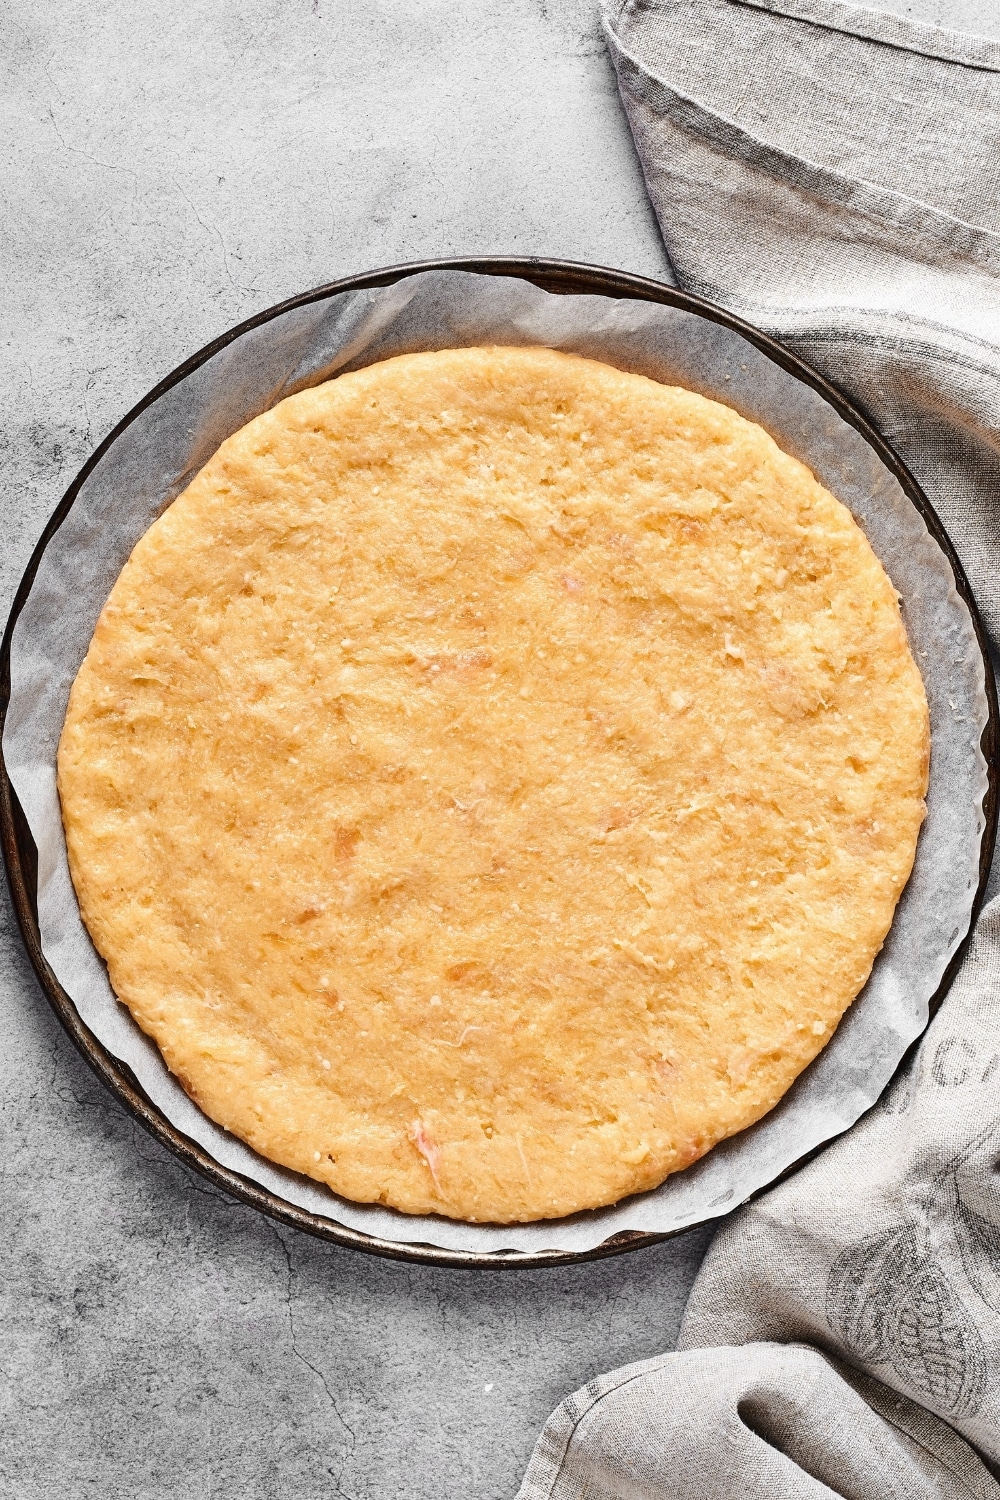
[57, 346, 929, 1222]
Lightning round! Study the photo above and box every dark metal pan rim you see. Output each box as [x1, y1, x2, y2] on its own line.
[2, 255, 997, 1270]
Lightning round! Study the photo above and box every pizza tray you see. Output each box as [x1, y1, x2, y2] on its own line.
[2, 258, 997, 1267]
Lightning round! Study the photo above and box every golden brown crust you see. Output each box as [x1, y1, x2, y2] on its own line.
[57, 346, 929, 1221]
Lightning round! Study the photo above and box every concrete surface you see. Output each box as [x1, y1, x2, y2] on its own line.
[2, 1, 997, 1496]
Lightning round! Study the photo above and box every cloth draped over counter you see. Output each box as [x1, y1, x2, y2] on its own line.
[518, 2, 1000, 1494]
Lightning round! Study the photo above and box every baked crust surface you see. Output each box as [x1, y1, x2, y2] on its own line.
[58, 346, 930, 1222]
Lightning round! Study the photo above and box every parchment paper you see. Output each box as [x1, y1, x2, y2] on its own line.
[3, 270, 990, 1254]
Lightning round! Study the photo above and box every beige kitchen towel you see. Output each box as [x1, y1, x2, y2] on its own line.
[518, 2, 1000, 1492]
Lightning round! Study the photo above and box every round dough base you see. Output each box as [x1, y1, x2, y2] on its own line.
[58, 346, 929, 1222]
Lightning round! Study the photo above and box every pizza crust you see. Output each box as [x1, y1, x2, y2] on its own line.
[57, 346, 929, 1221]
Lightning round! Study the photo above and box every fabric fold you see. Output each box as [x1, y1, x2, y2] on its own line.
[516, 1344, 998, 1499]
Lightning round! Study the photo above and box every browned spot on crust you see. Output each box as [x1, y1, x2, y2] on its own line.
[294, 904, 325, 924]
[334, 826, 360, 861]
[445, 960, 490, 985]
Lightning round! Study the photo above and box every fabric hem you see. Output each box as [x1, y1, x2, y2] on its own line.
[515, 1356, 679, 1500]
[726, 0, 1000, 71]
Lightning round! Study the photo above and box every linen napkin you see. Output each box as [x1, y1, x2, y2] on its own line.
[518, 2, 1000, 1493]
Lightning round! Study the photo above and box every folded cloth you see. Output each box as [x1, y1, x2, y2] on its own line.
[518, 1, 1000, 1493]
[517, 1344, 998, 1498]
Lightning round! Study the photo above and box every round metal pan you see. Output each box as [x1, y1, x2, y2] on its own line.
[2, 257, 997, 1268]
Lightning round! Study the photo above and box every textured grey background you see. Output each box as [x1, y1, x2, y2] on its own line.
[0, 2, 995, 1496]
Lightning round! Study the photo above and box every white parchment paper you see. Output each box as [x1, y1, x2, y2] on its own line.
[3, 270, 990, 1254]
